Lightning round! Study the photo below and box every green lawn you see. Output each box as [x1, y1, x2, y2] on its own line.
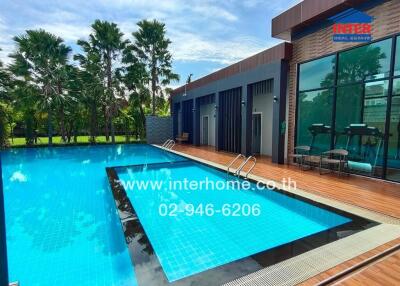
[9, 136, 144, 147]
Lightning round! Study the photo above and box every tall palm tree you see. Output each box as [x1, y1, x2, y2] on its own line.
[89, 20, 128, 143]
[9, 29, 72, 145]
[119, 44, 149, 136]
[74, 39, 104, 143]
[132, 19, 179, 116]
[0, 48, 10, 101]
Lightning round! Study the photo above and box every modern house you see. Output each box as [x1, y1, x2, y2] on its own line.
[170, 0, 400, 183]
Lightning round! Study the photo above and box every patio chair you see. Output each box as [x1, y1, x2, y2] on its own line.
[319, 149, 349, 176]
[176, 132, 189, 143]
[289, 146, 310, 169]
[290, 124, 331, 169]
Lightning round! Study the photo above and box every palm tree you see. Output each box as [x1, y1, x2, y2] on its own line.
[132, 19, 179, 116]
[74, 40, 105, 143]
[9, 29, 72, 145]
[0, 48, 10, 101]
[88, 20, 128, 143]
[119, 44, 149, 136]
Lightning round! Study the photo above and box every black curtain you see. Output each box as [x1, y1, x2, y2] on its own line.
[172, 102, 180, 138]
[220, 87, 242, 153]
[181, 100, 193, 143]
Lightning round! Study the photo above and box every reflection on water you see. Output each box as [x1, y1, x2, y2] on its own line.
[1, 144, 180, 286]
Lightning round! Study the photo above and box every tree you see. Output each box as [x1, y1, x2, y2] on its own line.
[132, 19, 179, 116]
[9, 30, 72, 145]
[0, 48, 11, 101]
[74, 40, 104, 143]
[118, 43, 149, 136]
[0, 48, 16, 147]
[88, 20, 128, 143]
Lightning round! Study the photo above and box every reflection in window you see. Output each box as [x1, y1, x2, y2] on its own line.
[334, 81, 387, 178]
[395, 36, 400, 76]
[387, 80, 400, 182]
[365, 80, 389, 98]
[299, 55, 335, 91]
[335, 84, 363, 147]
[297, 89, 333, 153]
[394, 78, 400, 95]
[338, 38, 392, 83]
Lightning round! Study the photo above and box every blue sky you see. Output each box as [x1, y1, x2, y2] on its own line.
[0, 0, 301, 88]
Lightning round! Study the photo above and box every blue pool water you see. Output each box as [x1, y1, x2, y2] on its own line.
[1, 144, 183, 286]
[117, 161, 351, 282]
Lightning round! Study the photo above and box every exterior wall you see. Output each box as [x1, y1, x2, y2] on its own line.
[252, 92, 273, 156]
[172, 59, 286, 160]
[199, 103, 216, 146]
[287, 0, 400, 160]
[145, 116, 173, 144]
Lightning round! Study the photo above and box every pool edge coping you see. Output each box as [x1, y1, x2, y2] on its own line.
[153, 144, 400, 225]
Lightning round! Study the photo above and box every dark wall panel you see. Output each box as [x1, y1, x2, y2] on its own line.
[220, 87, 242, 153]
[172, 102, 180, 139]
[182, 99, 194, 143]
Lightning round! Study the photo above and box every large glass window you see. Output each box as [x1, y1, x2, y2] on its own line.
[387, 79, 400, 181]
[299, 55, 335, 91]
[296, 36, 399, 180]
[338, 38, 392, 83]
[395, 36, 400, 76]
[335, 84, 363, 147]
[297, 89, 333, 153]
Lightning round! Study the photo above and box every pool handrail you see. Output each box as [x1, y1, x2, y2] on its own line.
[162, 139, 173, 147]
[162, 139, 175, 150]
[226, 154, 246, 177]
[236, 156, 257, 178]
[166, 140, 175, 150]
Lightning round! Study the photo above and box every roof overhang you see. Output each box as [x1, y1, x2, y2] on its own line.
[171, 42, 292, 97]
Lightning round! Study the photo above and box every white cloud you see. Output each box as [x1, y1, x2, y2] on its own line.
[34, 23, 91, 42]
[191, 4, 238, 22]
[170, 30, 272, 65]
[240, 0, 302, 13]
[0, 16, 15, 64]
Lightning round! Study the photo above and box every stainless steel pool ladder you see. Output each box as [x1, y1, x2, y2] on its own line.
[236, 156, 257, 179]
[162, 139, 175, 150]
[226, 154, 246, 177]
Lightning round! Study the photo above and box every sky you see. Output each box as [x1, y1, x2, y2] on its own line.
[0, 0, 301, 88]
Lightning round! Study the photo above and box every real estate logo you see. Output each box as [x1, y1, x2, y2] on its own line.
[329, 8, 373, 42]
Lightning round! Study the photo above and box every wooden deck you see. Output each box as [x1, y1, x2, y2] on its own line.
[171, 144, 400, 285]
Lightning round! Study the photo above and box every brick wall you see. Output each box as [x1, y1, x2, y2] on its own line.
[145, 116, 173, 144]
[287, 0, 400, 159]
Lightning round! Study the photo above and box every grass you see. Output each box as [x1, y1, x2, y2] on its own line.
[9, 136, 144, 147]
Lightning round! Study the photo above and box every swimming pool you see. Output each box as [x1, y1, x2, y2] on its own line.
[111, 158, 374, 285]
[1, 144, 184, 286]
[1, 144, 374, 286]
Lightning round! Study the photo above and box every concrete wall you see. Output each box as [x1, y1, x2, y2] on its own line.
[252, 92, 273, 156]
[145, 116, 173, 144]
[199, 103, 216, 146]
[287, 0, 400, 159]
